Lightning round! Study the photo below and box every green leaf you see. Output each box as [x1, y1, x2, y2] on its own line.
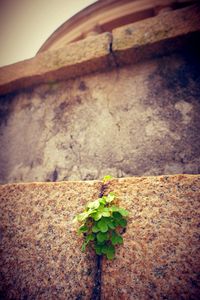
[110, 207, 129, 217]
[76, 211, 89, 222]
[97, 219, 108, 232]
[91, 212, 102, 221]
[87, 209, 98, 216]
[113, 212, 122, 219]
[105, 192, 116, 203]
[92, 224, 100, 233]
[110, 206, 120, 213]
[99, 243, 115, 258]
[101, 208, 111, 217]
[94, 244, 103, 255]
[99, 197, 106, 205]
[106, 252, 115, 260]
[118, 208, 129, 217]
[86, 233, 95, 242]
[81, 242, 87, 252]
[101, 244, 109, 254]
[87, 199, 100, 210]
[105, 245, 115, 260]
[97, 232, 109, 243]
[111, 232, 123, 245]
[118, 218, 127, 228]
[78, 225, 88, 234]
[101, 211, 111, 217]
[105, 218, 116, 229]
[103, 175, 113, 183]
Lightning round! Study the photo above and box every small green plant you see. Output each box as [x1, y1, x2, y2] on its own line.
[74, 177, 129, 260]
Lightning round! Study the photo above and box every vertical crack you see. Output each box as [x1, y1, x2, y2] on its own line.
[91, 255, 102, 300]
[91, 182, 107, 300]
[109, 39, 120, 68]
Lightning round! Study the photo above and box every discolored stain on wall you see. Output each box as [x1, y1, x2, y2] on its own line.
[0, 50, 200, 183]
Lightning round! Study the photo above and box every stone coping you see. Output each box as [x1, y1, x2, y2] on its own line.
[0, 4, 199, 96]
[0, 174, 200, 299]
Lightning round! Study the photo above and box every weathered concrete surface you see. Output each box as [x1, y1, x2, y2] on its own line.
[0, 32, 113, 95]
[102, 175, 200, 299]
[0, 49, 200, 184]
[0, 180, 101, 299]
[112, 4, 200, 66]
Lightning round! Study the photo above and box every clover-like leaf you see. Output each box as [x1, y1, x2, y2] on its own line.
[104, 218, 116, 229]
[81, 242, 87, 252]
[104, 244, 115, 260]
[87, 199, 100, 210]
[111, 231, 123, 245]
[118, 208, 129, 217]
[81, 235, 93, 252]
[117, 218, 127, 228]
[103, 175, 113, 183]
[110, 206, 120, 212]
[86, 233, 95, 242]
[97, 218, 109, 232]
[97, 232, 109, 243]
[99, 197, 107, 205]
[76, 211, 90, 222]
[91, 212, 102, 221]
[105, 192, 116, 203]
[94, 243, 103, 255]
[113, 211, 123, 220]
[101, 207, 111, 217]
[78, 224, 88, 235]
[92, 224, 100, 233]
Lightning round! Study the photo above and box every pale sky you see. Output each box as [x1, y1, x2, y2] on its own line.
[0, 0, 96, 67]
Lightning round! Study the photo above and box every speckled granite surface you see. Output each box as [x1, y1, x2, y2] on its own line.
[0, 175, 200, 299]
[102, 175, 200, 299]
[0, 181, 101, 299]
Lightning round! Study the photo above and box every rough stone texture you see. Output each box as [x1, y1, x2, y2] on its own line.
[0, 32, 113, 95]
[0, 5, 199, 96]
[0, 49, 200, 184]
[0, 180, 101, 299]
[101, 175, 200, 299]
[112, 4, 200, 66]
[0, 175, 200, 299]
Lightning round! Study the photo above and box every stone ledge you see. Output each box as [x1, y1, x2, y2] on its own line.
[0, 32, 113, 96]
[112, 3, 200, 65]
[0, 4, 199, 96]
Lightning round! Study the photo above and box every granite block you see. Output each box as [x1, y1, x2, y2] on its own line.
[0, 181, 101, 299]
[101, 175, 200, 299]
[0, 175, 200, 299]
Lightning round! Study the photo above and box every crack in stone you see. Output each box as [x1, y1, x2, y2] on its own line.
[109, 39, 120, 68]
[69, 134, 82, 179]
[91, 182, 107, 300]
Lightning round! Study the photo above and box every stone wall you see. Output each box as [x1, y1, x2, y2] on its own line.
[0, 5, 200, 300]
[0, 175, 200, 299]
[0, 5, 200, 184]
[0, 50, 200, 183]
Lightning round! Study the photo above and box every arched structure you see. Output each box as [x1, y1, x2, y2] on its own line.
[38, 0, 196, 53]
